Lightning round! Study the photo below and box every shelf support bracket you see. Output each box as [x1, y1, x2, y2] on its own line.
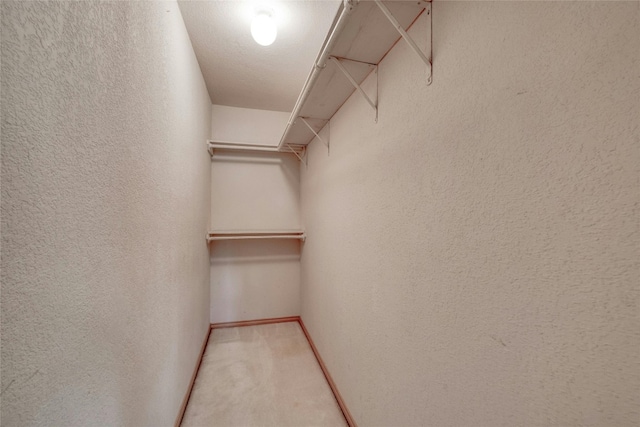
[374, 0, 432, 85]
[300, 117, 330, 153]
[285, 143, 307, 165]
[329, 56, 378, 122]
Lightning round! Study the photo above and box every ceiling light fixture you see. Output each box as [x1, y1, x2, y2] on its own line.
[251, 8, 277, 46]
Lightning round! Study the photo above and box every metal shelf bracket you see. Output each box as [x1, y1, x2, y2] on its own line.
[375, 0, 432, 85]
[329, 56, 378, 122]
[300, 117, 330, 154]
[285, 143, 307, 165]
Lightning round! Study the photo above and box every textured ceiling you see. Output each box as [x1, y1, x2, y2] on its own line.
[178, 0, 341, 112]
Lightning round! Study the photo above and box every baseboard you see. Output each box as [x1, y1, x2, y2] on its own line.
[174, 326, 212, 427]
[210, 315, 300, 329]
[174, 315, 356, 427]
[298, 318, 358, 427]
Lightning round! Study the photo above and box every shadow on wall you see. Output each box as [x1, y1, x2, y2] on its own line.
[211, 151, 285, 165]
[212, 151, 299, 184]
[210, 239, 302, 264]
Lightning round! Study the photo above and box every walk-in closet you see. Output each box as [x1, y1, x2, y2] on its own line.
[2, 0, 638, 425]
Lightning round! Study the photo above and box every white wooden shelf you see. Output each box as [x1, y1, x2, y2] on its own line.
[207, 140, 306, 154]
[208, 140, 306, 163]
[206, 230, 306, 243]
[278, 0, 432, 150]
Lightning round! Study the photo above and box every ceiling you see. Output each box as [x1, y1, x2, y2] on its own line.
[178, 0, 341, 112]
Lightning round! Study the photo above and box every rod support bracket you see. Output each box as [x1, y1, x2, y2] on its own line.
[285, 143, 307, 166]
[300, 117, 330, 154]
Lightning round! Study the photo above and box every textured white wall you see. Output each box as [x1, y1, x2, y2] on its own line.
[210, 150, 301, 323]
[1, 1, 211, 425]
[210, 239, 301, 323]
[300, 2, 639, 426]
[211, 105, 289, 146]
[211, 151, 300, 230]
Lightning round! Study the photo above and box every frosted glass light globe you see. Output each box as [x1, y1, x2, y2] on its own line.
[251, 12, 277, 46]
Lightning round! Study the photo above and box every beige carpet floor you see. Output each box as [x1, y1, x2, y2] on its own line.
[181, 321, 348, 427]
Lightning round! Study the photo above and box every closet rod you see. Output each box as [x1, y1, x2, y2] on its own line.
[277, 0, 355, 151]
